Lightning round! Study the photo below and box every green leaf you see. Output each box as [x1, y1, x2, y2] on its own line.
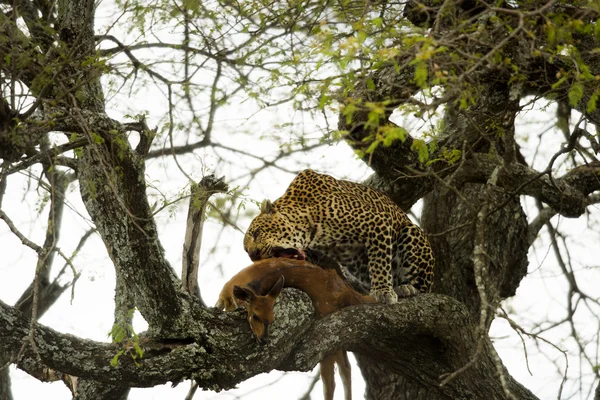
[546, 22, 556, 45]
[551, 75, 568, 90]
[371, 17, 383, 28]
[357, 30, 367, 44]
[382, 126, 408, 146]
[332, 130, 348, 141]
[91, 132, 105, 145]
[318, 94, 329, 110]
[568, 81, 584, 107]
[366, 110, 380, 128]
[587, 91, 599, 113]
[442, 148, 461, 164]
[366, 78, 376, 91]
[343, 103, 357, 125]
[365, 140, 379, 154]
[414, 62, 428, 88]
[411, 139, 429, 163]
[110, 349, 125, 366]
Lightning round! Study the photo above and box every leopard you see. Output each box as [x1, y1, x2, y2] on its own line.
[243, 169, 435, 304]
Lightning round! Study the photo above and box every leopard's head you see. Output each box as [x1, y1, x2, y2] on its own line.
[244, 200, 306, 262]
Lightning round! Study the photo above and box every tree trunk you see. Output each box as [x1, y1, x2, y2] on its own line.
[339, 47, 533, 396]
[0, 368, 13, 400]
[355, 354, 449, 400]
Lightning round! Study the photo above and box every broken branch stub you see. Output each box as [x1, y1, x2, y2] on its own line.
[181, 175, 228, 306]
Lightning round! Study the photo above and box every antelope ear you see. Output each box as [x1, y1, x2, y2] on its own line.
[267, 276, 285, 299]
[233, 285, 256, 302]
[261, 199, 275, 214]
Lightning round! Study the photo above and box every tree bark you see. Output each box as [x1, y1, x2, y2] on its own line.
[1, 289, 539, 399]
[74, 381, 130, 400]
[0, 368, 13, 400]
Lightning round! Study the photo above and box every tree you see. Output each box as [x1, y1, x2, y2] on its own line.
[1, 0, 600, 399]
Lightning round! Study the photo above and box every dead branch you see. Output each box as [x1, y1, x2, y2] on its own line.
[181, 175, 228, 305]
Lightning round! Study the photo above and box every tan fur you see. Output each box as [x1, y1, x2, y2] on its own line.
[216, 258, 374, 400]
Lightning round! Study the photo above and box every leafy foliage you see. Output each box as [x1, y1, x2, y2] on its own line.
[108, 308, 144, 367]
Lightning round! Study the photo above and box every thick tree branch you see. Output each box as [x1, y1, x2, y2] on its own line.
[527, 192, 600, 246]
[452, 157, 600, 218]
[77, 126, 190, 334]
[0, 371, 12, 400]
[1, 290, 315, 389]
[285, 296, 537, 399]
[366, 150, 600, 218]
[0, 291, 538, 398]
[24, 106, 190, 333]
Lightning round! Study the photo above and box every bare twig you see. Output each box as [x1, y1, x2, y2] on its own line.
[0, 211, 78, 284]
[0, 210, 44, 253]
[297, 370, 321, 400]
[498, 308, 568, 398]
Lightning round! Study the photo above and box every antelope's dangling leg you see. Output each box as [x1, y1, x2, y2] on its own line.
[335, 350, 352, 400]
[320, 355, 336, 400]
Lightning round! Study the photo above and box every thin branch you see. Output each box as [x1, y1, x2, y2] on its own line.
[146, 139, 211, 159]
[297, 370, 321, 400]
[497, 308, 568, 399]
[0, 210, 44, 253]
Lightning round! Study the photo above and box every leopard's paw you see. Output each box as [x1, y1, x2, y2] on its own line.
[370, 288, 398, 304]
[395, 284, 419, 298]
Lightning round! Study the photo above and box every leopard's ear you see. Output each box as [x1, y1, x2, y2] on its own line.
[261, 199, 275, 214]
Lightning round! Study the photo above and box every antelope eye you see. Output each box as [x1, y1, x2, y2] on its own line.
[252, 314, 260, 321]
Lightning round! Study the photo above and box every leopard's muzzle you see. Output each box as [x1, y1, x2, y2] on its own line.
[272, 247, 306, 261]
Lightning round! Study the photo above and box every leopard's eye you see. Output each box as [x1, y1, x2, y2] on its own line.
[252, 230, 260, 240]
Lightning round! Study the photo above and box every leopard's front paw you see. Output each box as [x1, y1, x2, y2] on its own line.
[370, 288, 398, 304]
[395, 284, 419, 298]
